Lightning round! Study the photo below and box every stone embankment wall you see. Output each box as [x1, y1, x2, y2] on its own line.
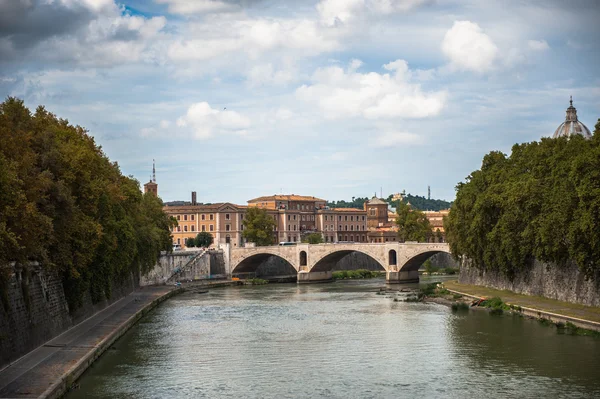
[459, 260, 600, 307]
[141, 250, 227, 286]
[0, 264, 137, 369]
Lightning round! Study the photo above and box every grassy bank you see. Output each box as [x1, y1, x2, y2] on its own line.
[332, 270, 385, 280]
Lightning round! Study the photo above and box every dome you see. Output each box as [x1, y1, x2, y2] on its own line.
[552, 97, 592, 139]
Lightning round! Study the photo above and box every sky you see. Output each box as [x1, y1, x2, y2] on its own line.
[1, 0, 599, 204]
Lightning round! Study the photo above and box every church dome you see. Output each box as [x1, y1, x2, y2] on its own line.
[552, 97, 592, 139]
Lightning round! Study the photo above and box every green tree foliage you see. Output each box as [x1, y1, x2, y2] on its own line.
[195, 232, 214, 248]
[185, 237, 197, 247]
[242, 207, 276, 246]
[446, 123, 600, 280]
[327, 197, 369, 209]
[0, 98, 175, 311]
[387, 194, 452, 211]
[395, 201, 432, 242]
[301, 232, 324, 244]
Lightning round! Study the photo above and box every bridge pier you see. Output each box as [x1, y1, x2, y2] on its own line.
[297, 271, 333, 284]
[386, 270, 419, 284]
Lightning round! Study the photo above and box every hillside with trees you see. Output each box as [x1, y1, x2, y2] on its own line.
[327, 194, 451, 211]
[0, 98, 175, 312]
[445, 119, 600, 280]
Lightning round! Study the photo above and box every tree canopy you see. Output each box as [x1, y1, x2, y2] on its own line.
[445, 119, 600, 280]
[302, 232, 324, 244]
[395, 201, 432, 242]
[195, 232, 214, 248]
[242, 207, 276, 246]
[0, 98, 175, 311]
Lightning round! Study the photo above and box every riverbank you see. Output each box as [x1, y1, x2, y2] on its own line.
[0, 286, 180, 399]
[442, 280, 600, 331]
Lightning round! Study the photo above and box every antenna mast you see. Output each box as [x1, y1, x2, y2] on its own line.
[152, 159, 156, 183]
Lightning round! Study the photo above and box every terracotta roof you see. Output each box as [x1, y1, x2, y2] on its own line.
[163, 202, 246, 212]
[247, 194, 327, 203]
[331, 208, 365, 212]
[366, 197, 387, 205]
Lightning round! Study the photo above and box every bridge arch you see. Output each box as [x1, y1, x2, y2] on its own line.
[232, 253, 298, 278]
[309, 249, 386, 273]
[397, 248, 453, 272]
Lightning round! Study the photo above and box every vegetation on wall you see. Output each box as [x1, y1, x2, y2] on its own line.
[0, 98, 175, 311]
[242, 207, 276, 246]
[445, 119, 600, 280]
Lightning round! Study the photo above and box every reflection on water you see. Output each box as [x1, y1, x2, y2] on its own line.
[69, 278, 600, 399]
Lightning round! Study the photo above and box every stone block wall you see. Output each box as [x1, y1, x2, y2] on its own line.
[459, 259, 600, 307]
[0, 264, 139, 368]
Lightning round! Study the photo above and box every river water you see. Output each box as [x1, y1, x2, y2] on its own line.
[69, 278, 600, 398]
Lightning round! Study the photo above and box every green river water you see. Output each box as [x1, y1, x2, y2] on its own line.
[68, 278, 600, 398]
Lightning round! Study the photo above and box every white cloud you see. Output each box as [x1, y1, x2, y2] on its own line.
[296, 59, 447, 120]
[168, 17, 340, 63]
[246, 63, 296, 87]
[371, 131, 423, 147]
[317, 0, 430, 27]
[155, 0, 235, 15]
[442, 20, 498, 73]
[528, 39, 549, 51]
[176, 102, 251, 139]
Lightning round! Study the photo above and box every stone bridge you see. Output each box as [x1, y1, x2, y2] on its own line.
[229, 242, 451, 283]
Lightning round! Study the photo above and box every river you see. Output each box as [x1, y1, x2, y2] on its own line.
[68, 278, 600, 398]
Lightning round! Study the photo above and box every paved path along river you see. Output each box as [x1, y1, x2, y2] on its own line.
[68, 278, 600, 398]
[0, 286, 176, 398]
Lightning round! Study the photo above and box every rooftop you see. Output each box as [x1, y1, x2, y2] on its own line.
[247, 194, 327, 203]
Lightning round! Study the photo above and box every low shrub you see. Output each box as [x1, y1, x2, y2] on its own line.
[451, 302, 470, 312]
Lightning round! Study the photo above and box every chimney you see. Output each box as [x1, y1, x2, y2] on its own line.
[191, 191, 197, 205]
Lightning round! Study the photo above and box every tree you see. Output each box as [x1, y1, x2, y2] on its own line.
[242, 207, 276, 246]
[195, 232, 214, 248]
[395, 201, 432, 242]
[435, 229, 443, 243]
[302, 232, 324, 244]
[185, 237, 197, 247]
[445, 127, 600, 280]
[0, 98, 175, 311]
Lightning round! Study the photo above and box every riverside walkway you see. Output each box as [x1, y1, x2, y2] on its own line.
[444, 280, 600, 329]
[0, 286, 178, 399]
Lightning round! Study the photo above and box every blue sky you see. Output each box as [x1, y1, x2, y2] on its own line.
[1, 0, 599, 204]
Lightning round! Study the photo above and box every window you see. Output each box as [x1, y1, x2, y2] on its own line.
[362, 216, 365, 221]
[293, 215, 296, 221]
[288, 215, 291, 221]
[312, 215, 315, 221]
[331, 224, 334, 230]
[202, 214, 205, 221]
[345, 225, 348, 231]
[345, 215, 348, 221]
[339, 225, 342, 230]
[302, 215, 306, 221]
[184, 215, 188, 221]
[191, 226, 195, 232]
[293, 225, 296, 231]
[177, 238, 181, 244]
[350, 235, 354, 241]
[209, 214, 214, 220]
[297, 204, 300, 210]
[350, 216, 354, 221]
[191, 215, 195, 221]
[177, 215, 181, 221]
[338, 216, 342, 221]
[357, 225, 360, 231]
[209, 225, 214, 232]
[350, 225, 354, 231]
[225, 213, 230, 220]
[325, 215, 328, 221]
[202, 225, 206, 232]
[226, 225, 230, 231]
[177, 226, 181, 232]
[184, 226, 188, 232]
[344, 235, 348, 241]
[369, 208, 375, 216]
